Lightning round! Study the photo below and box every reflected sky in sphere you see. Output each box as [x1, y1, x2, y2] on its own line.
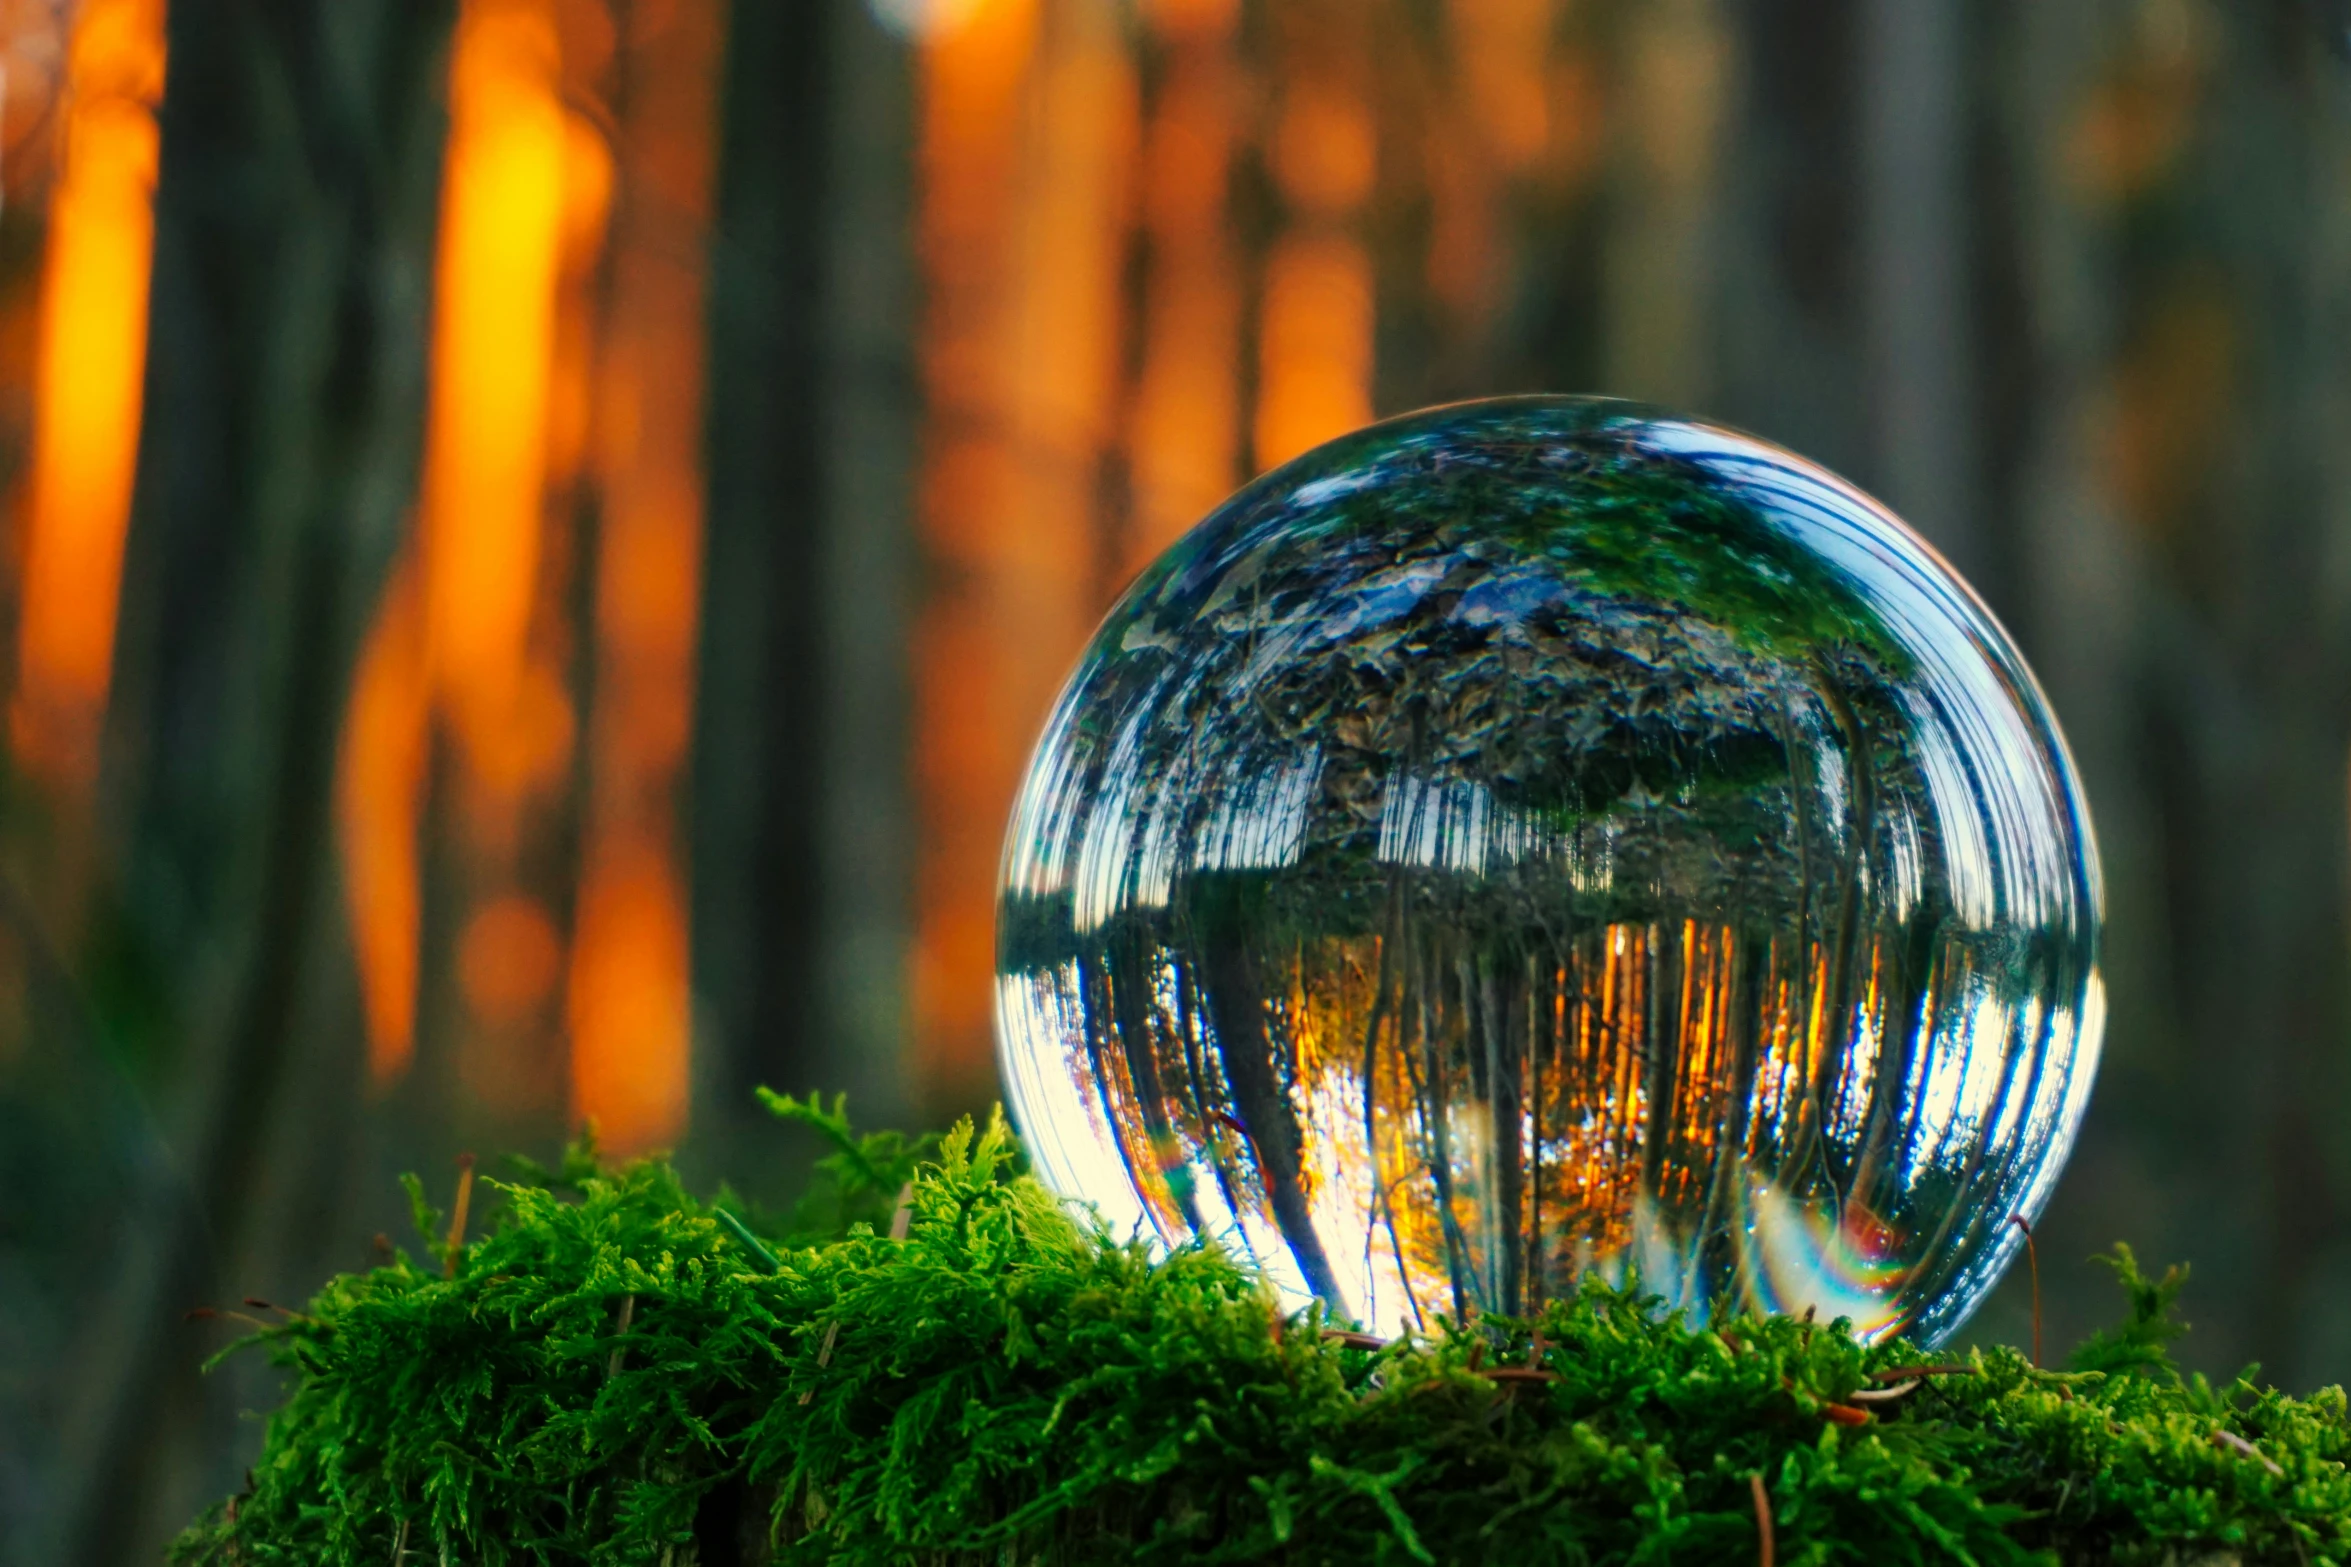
[995, 396, 2102, 1344]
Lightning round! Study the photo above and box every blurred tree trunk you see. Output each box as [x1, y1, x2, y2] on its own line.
[1858, 0, 1979, 580]
[57, 3, 456, 1561]
[693, 0, 914, 1158]
[2171, 12, 2351, 1389]
[1712, 0, 1865, 479]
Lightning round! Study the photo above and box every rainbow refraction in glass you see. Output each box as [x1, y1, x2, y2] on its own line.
[995, 397, 2102, 1344]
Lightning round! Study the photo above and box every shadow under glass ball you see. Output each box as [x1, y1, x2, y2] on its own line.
[995, 396, 2102, 1346]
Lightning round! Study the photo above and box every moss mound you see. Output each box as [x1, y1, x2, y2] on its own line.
[173, 1095, 2351, 1565]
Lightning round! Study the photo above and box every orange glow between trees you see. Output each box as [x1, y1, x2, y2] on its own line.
[342, 0, 575, 1091]
[1254, 61, 1374, 470]
[420, 0, 571, 807]
[912, 0, 1143, 1110]
[12, 0, 165, 789]
[339, 556, 430, 1081]
[338, 0, 717, 1156]
[1125, 0, 1242, 579]
[564, 0, 720, 1155]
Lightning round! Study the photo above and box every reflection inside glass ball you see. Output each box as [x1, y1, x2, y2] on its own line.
[995, 396, 2102, 1345]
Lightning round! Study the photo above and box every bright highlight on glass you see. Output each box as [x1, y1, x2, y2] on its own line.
[995, 396, 2102, 1345]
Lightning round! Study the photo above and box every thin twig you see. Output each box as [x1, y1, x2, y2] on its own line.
[1321, 1329, 1389, 1350]
[185, 1307, 272, 1332]
[1821, 1402, 1872, 1426]
[2212, 1428, 2285, 1477]
[391, 1517, 409, 1565]
[888, 1181, 916, 1241]
[444, 1155, 477, 1280]
[1479, 1367, 1561, 1384]
[607, 1295, 635, 1381]
[2009, 1213, 2041, 1368]
[1870, 1364, 1974, 1382]
[798, 1318, 842, 1407]
[1751, 1471, 1775, 1567]
[1848, 1379, 1921, 1403]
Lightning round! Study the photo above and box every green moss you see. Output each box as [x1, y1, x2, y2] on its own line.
[174, 1096, 2349, 1565]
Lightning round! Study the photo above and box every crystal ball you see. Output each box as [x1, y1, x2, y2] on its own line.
[995, 396, 2102, 1344]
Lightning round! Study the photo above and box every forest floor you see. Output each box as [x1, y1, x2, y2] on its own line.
[169, 1095, 2346, 1565]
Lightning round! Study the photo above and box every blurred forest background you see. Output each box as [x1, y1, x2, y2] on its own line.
[1, 0, 2350, 1559]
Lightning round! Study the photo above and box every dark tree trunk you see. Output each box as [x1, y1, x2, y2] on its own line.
[692, 0, 916, 1161]
[59, 3, 456, 1561]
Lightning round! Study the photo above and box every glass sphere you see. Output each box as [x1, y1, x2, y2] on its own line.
[995, 396, 2101, 1344]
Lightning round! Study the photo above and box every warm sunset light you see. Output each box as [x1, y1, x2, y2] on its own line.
[1125, 0, 1242, 577]
[912, 0, 1140, 1109]
[12, 0, 166, 788]
[565, 0, 721, 1154]
[339, 557, 430, 1082]
[910, 0, 1040, 1108]
[335, 0, 710, 1140]
[1253, 229, 1374, 469]
[420, 0, 570, 805]
[569, 842, 690, 1155]
[340, 0, 573, 1090]
[1253, 67, 1374, 469]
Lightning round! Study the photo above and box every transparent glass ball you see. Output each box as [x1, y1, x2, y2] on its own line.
[996, 397, 2102, 1344]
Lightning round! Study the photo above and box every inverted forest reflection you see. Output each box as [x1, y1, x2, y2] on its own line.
[998, 401, 2101, 1343]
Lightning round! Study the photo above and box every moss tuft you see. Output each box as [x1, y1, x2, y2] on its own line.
[174, 1097, 2350, 1565]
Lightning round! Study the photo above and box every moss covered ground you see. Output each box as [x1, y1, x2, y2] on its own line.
[172, 1094, 2351, 1565]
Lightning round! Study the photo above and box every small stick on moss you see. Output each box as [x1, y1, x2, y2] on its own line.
[1479, 1367, 1561, 1384]
[1848, 1379, 1920, 1403]
[391, 1517, 409, 1565]
[1750, 1472, 1774, 1567]
[1527, 1330, 1547, 1367]
[1870, 1364, 1973, 1382]
[1322, 1329, 1388, 1350]
[2213, 1429, 2285, 1477]
[1821, 1402, 1872, 1426]
[443, 1154, 476, 1280]
[800, 1317, 843, 1406]
[2009, 1213, 2041, 1367]
[888, 1181, 916, 1241]
[607, 1295, 635, 1381]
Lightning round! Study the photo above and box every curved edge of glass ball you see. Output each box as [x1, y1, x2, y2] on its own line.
[995, 394, 2103, 1346]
